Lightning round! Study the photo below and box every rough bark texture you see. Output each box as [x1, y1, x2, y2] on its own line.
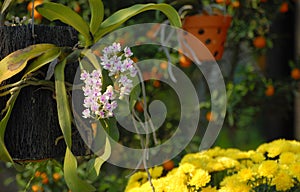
[0, 25, 88, 160]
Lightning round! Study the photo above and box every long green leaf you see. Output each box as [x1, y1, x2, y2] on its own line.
[36, 2, 91, 45]
[54, 58, 72, 148]
[64, 148, 96, 192]
[89, 0, 104, 35]
[87, 137, 111, 181]
[55, 56, 95, 192]
[81, 49, 101, 70]
[0, 91, 19, 163]
[0, 44, 55, 84]
[24, 47, 61, 77]
[94, 3, 181, 41]
[0, 0, 14, 14]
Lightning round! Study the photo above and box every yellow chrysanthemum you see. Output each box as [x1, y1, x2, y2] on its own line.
[188, 169, 211, 190]
[207, 160, 225, 172]
[272, 170, 294, 191]
[250, 151, 265, 163]
[257, 139, 290, 158]
[288, 140, 300, 154]
[237, 168, 253, 182]
[203, 147, 222, 157]
[126, 171, 148, 185]
[149, 166, 163, 179]
[279, 152, 296, 165]
[290, 163, 300, 181]
[179, 163, 195, 174]
[219, 184, 251, 192]
[258, 160, 278, 178]
[201, 186, 218, 192]
[220, 175, 251, 192]
[180, 153, 211, 170]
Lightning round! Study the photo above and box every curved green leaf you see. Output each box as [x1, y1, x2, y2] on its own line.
[89, 0, 104, 35]
[94, 3, 181, 41]
[54, 58, 72, 148]
[1, 0, 14, 14]
[55, 58, 95, 192]
[87, 137, 111, 181]
[24, 47, 61, 77]
[64, 148, 96, 192]
[0, 91, 19, 163]
[36, 2, 91, 45]
[0, 44, 55, 84]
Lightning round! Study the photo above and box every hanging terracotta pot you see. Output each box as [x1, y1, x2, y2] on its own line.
[182, 14, 232, 61]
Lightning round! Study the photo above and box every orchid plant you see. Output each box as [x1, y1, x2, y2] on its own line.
[0, 0, 181, 191]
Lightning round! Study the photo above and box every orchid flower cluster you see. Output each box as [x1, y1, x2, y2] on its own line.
[80, 43, 138, 119]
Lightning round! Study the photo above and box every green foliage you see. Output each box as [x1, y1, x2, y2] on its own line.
[0, 0, 182, 191]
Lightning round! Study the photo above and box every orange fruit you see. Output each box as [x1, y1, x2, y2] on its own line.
[153, 80, 161, 88]
[52, 173, 61, 181]
[40, 172, 47, 179]
[31, 184, 42, 192]
[34, 171, 41, 177]
[163, 160, 174, 171]
[231, 1, 240, 8]
[279, 2, 288, 13]
[160, 61, 168, 70]
[27, 0, 43, 19]
[135, 101, 144, 112]
[291, 68, 300, 80]
[74, 2, 81, 13]
[42, 177, 49, 184]
[206, 111, 214, 121]
[253, 36, 266, 49]
[179, 55, 192, 68]
[265, 85, 275, 96]
[215, 0, 231, 5]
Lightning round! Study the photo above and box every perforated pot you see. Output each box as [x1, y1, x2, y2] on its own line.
[182, 15, 232, 61]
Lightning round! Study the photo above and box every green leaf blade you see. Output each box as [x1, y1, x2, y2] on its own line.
[64, 148, 96, 192]
[36, 2, 91, 45]
[94, 3, 181, 41]
[89, 0, 104, 35]
[54, 59, 72, 148]
[0, 91, 20, 163]
[24, 47, 61, 77]
[0, 44, 55, 84]
[1, 0, 14, 14]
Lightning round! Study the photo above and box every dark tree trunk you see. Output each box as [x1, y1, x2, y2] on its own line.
[0, 25, 87, 161]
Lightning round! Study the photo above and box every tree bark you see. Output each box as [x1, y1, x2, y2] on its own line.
[0, 25, 87, 160]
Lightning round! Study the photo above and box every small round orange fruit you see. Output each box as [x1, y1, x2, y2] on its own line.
[163, 160, 174, 171]
[179, 55, 192, 68]
[265, 85, 275, 97]
[231, 1, 240, 8]
[160, 61, 168, 70]
[153, 80, 161, 88]
[206, 111, 214, 121]
[42, 177, 49, 184]
[27, 0, 43, 19]
[135, 101, 144, 112]
[291, 68, 300, 80]
[253, 36, 266, 49]
[34, 171, 41, 177]
[31, 184, 42, 192]
[73, 2, 81, 13]
[279, 2, 288, 13]
[53, 173, 61, 181]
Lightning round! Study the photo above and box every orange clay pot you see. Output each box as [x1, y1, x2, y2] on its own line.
[182, 15, 232, 61]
